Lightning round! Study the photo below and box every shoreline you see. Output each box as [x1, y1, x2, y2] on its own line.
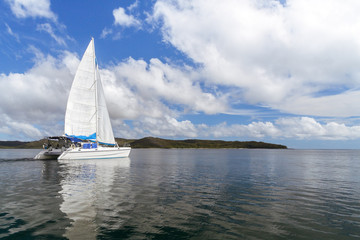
[0, 137, 288, 149]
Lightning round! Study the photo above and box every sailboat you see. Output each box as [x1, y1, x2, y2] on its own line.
[35, 38, 131, 160]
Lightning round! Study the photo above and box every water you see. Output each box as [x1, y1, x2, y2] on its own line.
[0, 149, 360, 239]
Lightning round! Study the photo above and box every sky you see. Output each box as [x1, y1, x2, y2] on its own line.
[1, 0, 360, 149]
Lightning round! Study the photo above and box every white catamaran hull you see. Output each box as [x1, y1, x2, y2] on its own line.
[58, 147, 131, 160]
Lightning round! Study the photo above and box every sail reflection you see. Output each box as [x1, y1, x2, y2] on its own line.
[58, 158, 131, 240]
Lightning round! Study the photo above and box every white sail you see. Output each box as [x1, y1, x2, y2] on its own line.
[64, 38, 115, 145]
[96, 64, 116, 145]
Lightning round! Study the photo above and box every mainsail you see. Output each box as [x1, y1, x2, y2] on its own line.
[64, 38, 116, 145]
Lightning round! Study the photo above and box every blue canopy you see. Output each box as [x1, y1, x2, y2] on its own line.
[65, 133, 96, 142]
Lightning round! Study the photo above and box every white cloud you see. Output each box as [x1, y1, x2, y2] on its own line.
[0, 50, 78, 140]
[6, 0, 57, 21]
[113, 7, 140, 27]
[202, 117, 360, 141]
[0, 47, 227, 140]
[275, 117, 360, 140]
[5, 23, 20, 42]
[152, 0, 360, 117]
[2, 43, 360, 142]
[115, 116, 360, 141]
[128, 0, 139, 11]
[5, 0, 72, 46]
[36, 23, 66, 46]
[100, 27, 113, 39]
[0, 114, 43, 140]
[3, 0, 360, 144]
[101, 3, 141, 39]
[134, 116, 197, 138]
[108, 57, 227, 115]
[273, 90, 360, 117]
[203, 121, 280, 139]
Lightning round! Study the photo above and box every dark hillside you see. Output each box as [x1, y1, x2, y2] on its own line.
[126, 137, 287, 149]
[0, 141, 29, 148]
[0, 137, 287, 149]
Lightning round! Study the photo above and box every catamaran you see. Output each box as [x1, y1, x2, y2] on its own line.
[35, 38, 131, 160]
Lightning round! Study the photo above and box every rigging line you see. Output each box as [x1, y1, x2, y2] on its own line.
[89, 79, 96, 89]
[89, 111, 97, 122]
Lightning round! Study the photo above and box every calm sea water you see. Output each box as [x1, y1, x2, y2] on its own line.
[0, 149, 360, 239]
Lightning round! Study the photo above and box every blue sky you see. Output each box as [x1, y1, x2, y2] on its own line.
[1, 0, 360, 149]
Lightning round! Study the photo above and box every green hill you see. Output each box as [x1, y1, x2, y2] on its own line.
[124, 137, 287, 149]
[0, 139, 48, 149]
[0, 137, 287, 149]
[0, 141, 30, 149]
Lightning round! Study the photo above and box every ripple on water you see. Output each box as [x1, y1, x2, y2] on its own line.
[1, 149, 360, 239]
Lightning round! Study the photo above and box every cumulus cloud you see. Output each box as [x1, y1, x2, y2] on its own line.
[101, 4, 141, 39]
[113, 7, 140, 27]
[152, 0, 360, 117]
[0, 50, 77, 140]
[0, 114, 43, 140]
[97, 56, 229, 138]
[273, 90, 360, 117]
[113, 116, 360, 141]
[2, 47, 360, 141]
[6, 0, 57, 21]
[206, 121, 280, 139]
[0, 51, 76, 120]
[201, 117, 360, 141]
[133, 116, 197, 138]
[108, 57, 227, 115]
[4, 0, 360, 144]
[0, 46, 227, 140]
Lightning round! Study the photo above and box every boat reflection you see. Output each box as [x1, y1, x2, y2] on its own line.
[58, 158, 131, 240]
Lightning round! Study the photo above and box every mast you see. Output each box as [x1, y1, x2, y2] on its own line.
[92, 37, 99, 143]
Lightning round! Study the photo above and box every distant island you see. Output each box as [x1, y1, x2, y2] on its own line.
[0, 137, 287, 149]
